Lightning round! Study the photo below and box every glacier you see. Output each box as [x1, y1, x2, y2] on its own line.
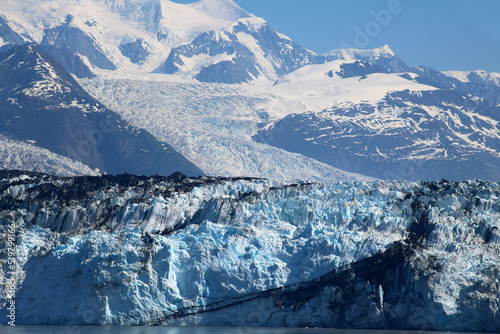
[0, 135, 99, 177]
[79, 77, 371, 183]
[0, 170, 499, 332]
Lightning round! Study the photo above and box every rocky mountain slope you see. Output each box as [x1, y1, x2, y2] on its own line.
[254, 57, 500, 181]
[0, 44, 203, 177]
[0, 170, 499, 331]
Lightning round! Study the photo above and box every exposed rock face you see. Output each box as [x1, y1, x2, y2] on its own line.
[255, 86, 500, 181]
[119, 39, 150, 65]
[154, 17, 326, 84]
[0, 171, 499, 332]
[39, 44, 96, 79]
[40, 20, 116, 71]
[0, 14, 31, 47]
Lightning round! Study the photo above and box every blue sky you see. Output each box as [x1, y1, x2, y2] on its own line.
[172, 0, 500, 73]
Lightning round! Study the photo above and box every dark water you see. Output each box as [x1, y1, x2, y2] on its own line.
[0, 327, 459, 334]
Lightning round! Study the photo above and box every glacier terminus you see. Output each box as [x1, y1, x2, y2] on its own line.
[0, 171, 499, 331]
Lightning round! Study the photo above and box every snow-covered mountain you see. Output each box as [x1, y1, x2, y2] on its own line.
[444, 70, 500, 86]
[0, 43, 203, 176]
[324, 44, 412, 74]
[0, 0, 253, 75]
[442, 70, 500, 104]
[1, 0, 500, 181]
[264, 58, 437, 114]
[327, 46, 500, 105]
[80, 53, 500, 181]
[0, 0, 326, 83]
[154, 16, 325, 83]
[253, 58, 500, 181]
[1, 171, 499, 331]
[0, 0, 375, 182]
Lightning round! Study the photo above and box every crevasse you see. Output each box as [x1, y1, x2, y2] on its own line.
[0, 171, 499, 331]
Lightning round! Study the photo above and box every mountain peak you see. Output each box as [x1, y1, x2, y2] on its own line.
[230, 15, 267, 31]
[189, 0, 250, 22]
[321, 45, 403, 74]
[324, 44, 395, 60]
[379, 44, 395, 55]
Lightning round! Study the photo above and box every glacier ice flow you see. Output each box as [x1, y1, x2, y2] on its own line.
[0, 171, 499, 332]
[79, 77, 371, 183]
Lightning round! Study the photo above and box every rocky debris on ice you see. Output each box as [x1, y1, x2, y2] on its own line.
[0, 171, 499, 332]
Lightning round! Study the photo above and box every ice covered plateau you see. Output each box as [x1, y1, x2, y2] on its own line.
[0, 171, 499, 332]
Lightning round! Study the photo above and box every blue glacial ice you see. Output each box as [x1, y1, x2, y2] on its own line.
[0, 172, 499, 331]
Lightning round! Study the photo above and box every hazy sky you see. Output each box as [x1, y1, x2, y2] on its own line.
[172, 0, 500, 73]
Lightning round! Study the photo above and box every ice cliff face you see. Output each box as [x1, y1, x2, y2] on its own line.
[0, 170, 499, 332]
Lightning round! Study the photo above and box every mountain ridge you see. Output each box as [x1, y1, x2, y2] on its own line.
[0, 0, 256, 75]
[0, 43, 204, 177]
[1, 0, 500, 181]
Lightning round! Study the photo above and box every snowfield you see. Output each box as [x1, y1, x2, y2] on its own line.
[265, 58, 439, 117]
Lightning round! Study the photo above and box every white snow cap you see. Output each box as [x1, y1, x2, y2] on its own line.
[189, 0, 250, 22]
[325, 44, 396, 59]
